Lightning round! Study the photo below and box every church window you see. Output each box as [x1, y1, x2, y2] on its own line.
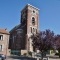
[33, 28, 35, 34]
[33, 10, 35, 13]
[32, 17, 35, 25]
[33, 28, 35, 32]
[36, 29, 37, 33]
[30, 27, 32, 33]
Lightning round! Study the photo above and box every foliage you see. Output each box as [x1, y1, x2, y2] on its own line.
[32, 29, 54, 52]
[31, 29, 55, 59]
[31, 29, 60, 58]
[54, 35, 60, 57]
[23, 53, 27, 56]
[28, 51, 32, 56]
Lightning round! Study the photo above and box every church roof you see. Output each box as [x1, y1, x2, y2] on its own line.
[9, 24, 21, 33]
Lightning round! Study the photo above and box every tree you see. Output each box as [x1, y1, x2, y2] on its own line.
[31, 29, 55, 59]
[54, 35, 60, 57]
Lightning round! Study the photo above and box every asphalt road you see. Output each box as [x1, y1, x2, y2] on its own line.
[5, 56, 36, 60]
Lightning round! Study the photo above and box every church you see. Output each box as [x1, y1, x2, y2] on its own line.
[9, 4, 39, 55]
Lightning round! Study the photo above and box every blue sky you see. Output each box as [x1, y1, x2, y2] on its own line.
[0, 0, 60, 34]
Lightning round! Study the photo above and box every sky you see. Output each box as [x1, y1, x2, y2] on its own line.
[0, 0, 60, 34]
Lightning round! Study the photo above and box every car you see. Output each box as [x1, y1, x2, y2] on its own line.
[0, 54, 6, 60]
[35, 53, 41, 57]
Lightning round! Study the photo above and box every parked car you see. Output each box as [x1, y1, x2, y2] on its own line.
[0, 54, 6, 60]
[35, 53, 41, 57]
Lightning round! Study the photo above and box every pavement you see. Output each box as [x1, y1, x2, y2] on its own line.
[5, 55, 36, 60]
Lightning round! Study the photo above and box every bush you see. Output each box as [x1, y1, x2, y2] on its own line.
[28, 51, 32, 56]
[55, 53, 59, 55]
[23, 53, 27, 56]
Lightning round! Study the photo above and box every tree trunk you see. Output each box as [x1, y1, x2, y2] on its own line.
[41, 51, 44, 60]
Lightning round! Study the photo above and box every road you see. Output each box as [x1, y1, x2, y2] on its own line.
[5, 55, 36, 60]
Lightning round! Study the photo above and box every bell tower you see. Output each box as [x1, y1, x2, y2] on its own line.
[21, 4, 39, 52]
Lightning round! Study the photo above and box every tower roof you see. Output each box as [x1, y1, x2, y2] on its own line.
[21, 4, 39, 12]
[27, 4, 40, 10]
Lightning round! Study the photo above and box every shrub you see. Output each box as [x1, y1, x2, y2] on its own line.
[23, 53, 27, 56]
[28, 51, 32, 56]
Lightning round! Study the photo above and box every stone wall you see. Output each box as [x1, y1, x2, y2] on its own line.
[21, 50, 27, 55]
[49, 58, 60, 60]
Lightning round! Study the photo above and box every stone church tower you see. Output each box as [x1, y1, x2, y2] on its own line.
[21, 4, 39, 52]
[9, 4, 39, 55]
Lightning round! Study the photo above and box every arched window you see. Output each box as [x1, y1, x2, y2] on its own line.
[30, 27, 32, 33]
[33, 10, 35, 13]
[32, 17, 35, 25]
[33, 28, 35, 32]
[36, 29, 37, 34]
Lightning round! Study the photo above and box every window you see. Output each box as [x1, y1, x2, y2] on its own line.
[13, 36, 14, 43]
[32, 17, 35, 25]
[36, 29, 37, 34]
[30, 27, 32, 33]
[0, 45, 2, 51]
[33, 28, 35, 32]
[32, 28, 35, 34]
[33, 10, 35, 13]
[0, 35, 3, 40]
